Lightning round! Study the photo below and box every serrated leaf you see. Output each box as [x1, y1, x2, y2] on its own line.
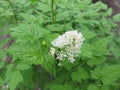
[1, 10, 13, 17]
[0, 49, 6, 60]
[46, 24, 65, 32]
[20, 13, 36, 23]
[82, 30, 96, 39]
[87, 57, 106, 66]
[110, 43, 120, 59]
[93, 1, 107, 10]
[87, 85, 110, 90]
[100, 17, 110, 27]
[21, 69, 34, 88]
[5, 64, 15, 83]
[37, 2, 50, 12]
[10, 70, 23, 90]
[106, 8, 112, 16]
[71, 68, 89, 83]
[87, 85, 99, 90]
[78, 0, 91, 10]
[16, 64, 30, 70]
[80, 44, 94, 58]
[11, 23, 50, 42]
[113, 14, 120, 22]
[37, 15, 44, 24]
[47, 84, 75, 90]
[100, 86, 111, 90]
[92, 38, 110, 56]
[42, 55, 55, 74]
[32, 56, 44, 65]
[91, 65, 120, 85]
[8, 42, 45, 65]
[56, 10, 70, 21]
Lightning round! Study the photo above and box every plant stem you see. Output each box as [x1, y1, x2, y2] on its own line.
[7, 0, 18, 23]
[52, 0, 55, 23]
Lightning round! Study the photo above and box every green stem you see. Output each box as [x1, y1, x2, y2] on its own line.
[73, 60, 86, 71]
[7, 0, 17, 23]
[52, 0, 55, 23]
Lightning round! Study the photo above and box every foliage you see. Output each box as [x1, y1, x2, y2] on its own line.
[0, 0, 120, 90]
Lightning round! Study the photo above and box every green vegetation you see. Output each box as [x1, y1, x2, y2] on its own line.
[0, 0, 120, 90]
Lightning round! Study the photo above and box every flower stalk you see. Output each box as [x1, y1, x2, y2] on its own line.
[51, 0, 56, 23]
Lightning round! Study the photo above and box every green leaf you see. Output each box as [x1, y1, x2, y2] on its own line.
[56, 10, 70, 21]
[8, 42, 45, 65]
[100, 86, 111, 90]
[5, 64, 15, 83]
[0, 77, 4, 86]
[45, 33, 59, 43]
[71, 68, 89, 83]
[93, 1, 107, 10]
[46, 24, 65, 32]
[87, 85, 99, 90]
[106, 8, 112, 16]
[87, 85, 110, 90]
[10, 70, 23, 90]
[16, 64, 31, 70]
[0, 60, 5, 69]
[37, 2, 50, 13]
[100, 17, 110, 27]
[113, 14, 120, 22]
[20, 13, 36, 23]
[37, 15, 44, 24]
[110, 43, 120, 59]
[46, 84, 75, 90]
[21, 69, 34, 88]
[32, 56, 44, 65]
[1, 10, 13, 17]
[54, 71, 70, 83]
[11, 23, 50, 42]
[80, 44, 94, 58]
[78, 0, 91, 10]
[92, 38, 110, 56]
[42, 55, 55, 74]
[82, 30, 96, 40]
[0, 49, 6, 60]
[87, 57, 106, 66]
[91, 65, 120, 85]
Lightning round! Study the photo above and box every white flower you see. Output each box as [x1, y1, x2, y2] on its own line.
[49, 47, 56, 56]
[50, 30, 84, 63]
[58, 63, 62, 66]
[2, 84, 9, 90]
[56, 51, 67, 60]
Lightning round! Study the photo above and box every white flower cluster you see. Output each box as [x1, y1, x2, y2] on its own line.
[50, 30, 84, 63]
[2, 84, 9, 90]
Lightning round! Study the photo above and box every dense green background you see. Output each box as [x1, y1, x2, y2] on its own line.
[0, 0, 120, 90]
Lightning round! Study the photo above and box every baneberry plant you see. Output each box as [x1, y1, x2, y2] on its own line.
[0, 0, 120, 90]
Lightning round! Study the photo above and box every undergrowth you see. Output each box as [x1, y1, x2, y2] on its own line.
[0, 0, 120, 90]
